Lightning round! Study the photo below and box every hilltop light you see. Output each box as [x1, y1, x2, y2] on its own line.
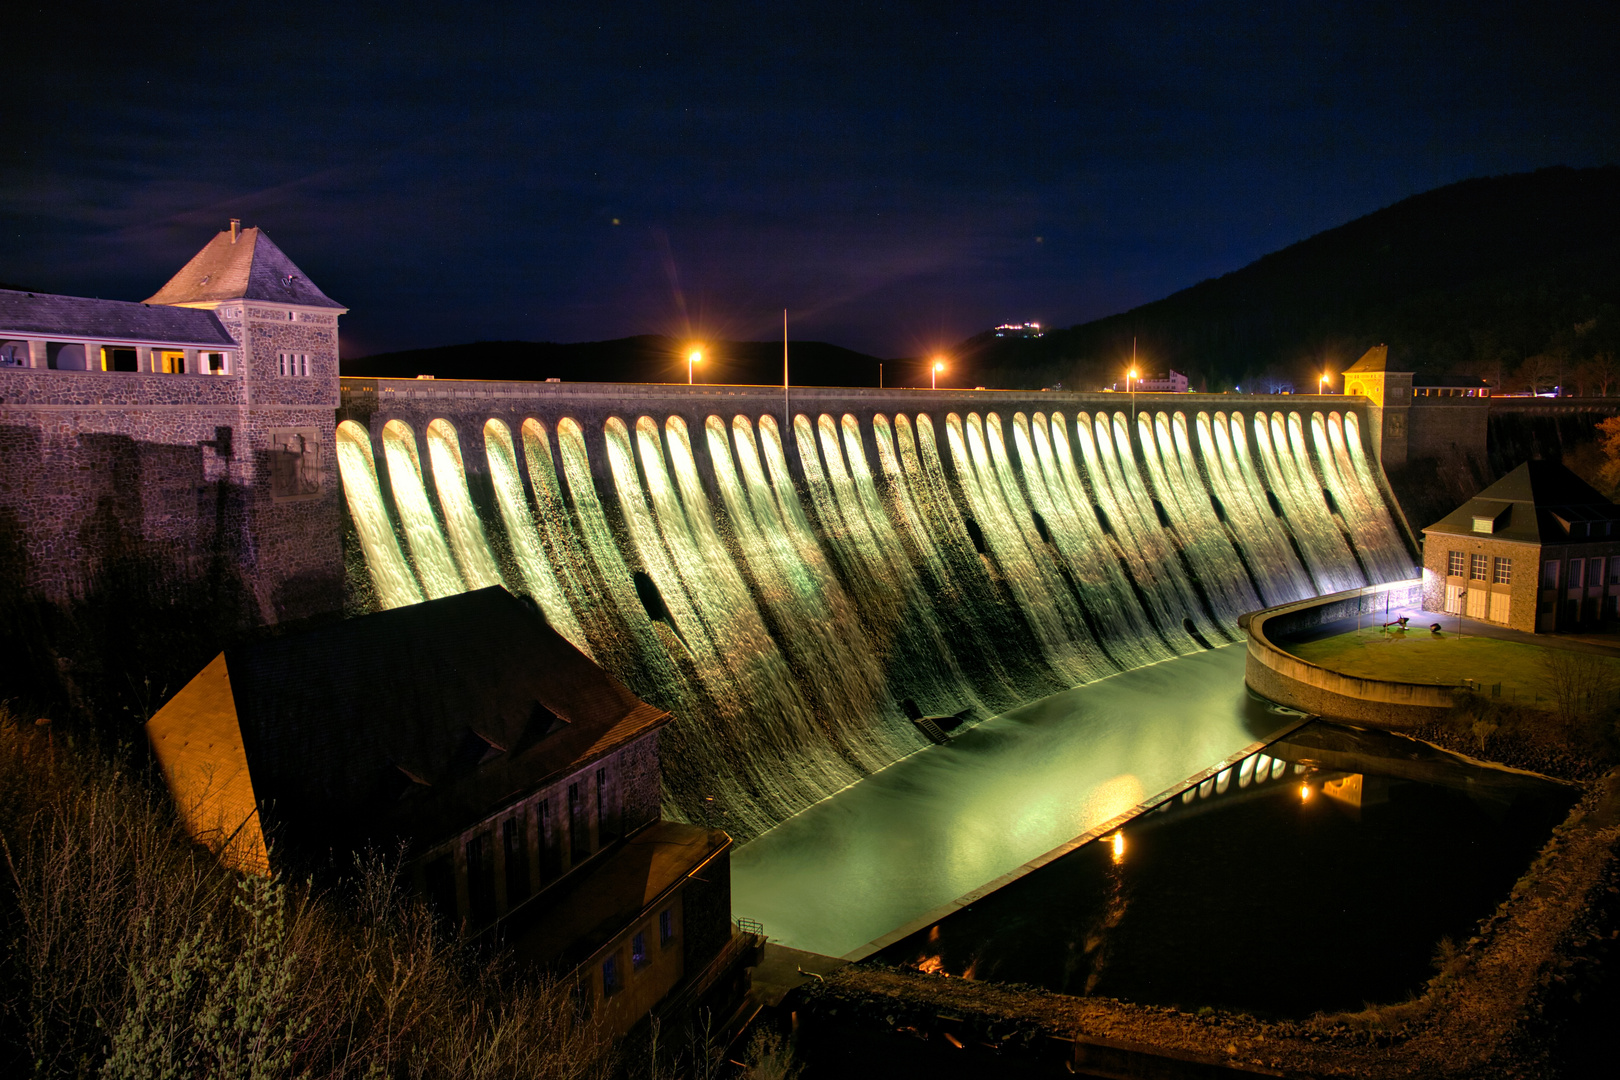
[932, 357, 946, 389]
[688, 347, 703, 385]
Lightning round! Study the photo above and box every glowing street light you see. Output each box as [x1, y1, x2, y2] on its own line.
[1319, 371, 1330, 394]
[932, 357, 945, 390]
[688, 347, 703, 385]
[1128, 366, 1139, 424]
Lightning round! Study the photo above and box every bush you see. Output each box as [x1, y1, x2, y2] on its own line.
[0, 709, 613, 1080]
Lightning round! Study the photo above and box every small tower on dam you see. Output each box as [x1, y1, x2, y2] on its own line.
[1343, 345, 1412, 467]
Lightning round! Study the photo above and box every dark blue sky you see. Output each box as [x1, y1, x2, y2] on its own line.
[4, 2, 1615, 359]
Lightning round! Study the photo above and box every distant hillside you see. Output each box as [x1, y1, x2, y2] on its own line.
[343, 336, 901, 387]
[966, 166, 1620, 392]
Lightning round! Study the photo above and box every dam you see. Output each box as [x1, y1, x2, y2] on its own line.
[333, 380, 1415, 842]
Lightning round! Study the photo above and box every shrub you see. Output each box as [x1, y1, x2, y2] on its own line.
[0, 709, 612, 1080]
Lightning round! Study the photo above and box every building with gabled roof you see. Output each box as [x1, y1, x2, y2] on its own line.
[1422, 460, 1620, 632]
[146, 584, 739, 1035]
[1, 221, 347, 645]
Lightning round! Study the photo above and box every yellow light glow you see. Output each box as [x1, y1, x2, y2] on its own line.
[933, 359, 946, 372]
[1299, 783, 1312, 802]
[1110, 830, 1126, 863]
[689, 350, 703, 364]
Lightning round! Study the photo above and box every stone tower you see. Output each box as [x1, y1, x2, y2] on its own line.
[143, 221, 348, 621]
[1342, 344, 1412, 467]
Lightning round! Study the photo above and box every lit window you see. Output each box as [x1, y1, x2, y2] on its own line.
[632, 931, 648, 970]
[659, 908, 675, 946]
[1447, 551, 1465, 577]
[1470, 554, 1488, 580]
[602, 954, 622, 997]
[1493, 557, 1511, 585]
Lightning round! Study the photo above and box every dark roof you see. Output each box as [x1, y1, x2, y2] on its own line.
[224, 586, 669, 856]
[1345, 344, 1392, 373]
[1423, 460, 1620, 543]
[145, 226, 345, 309]
[0, 289, 236, 346]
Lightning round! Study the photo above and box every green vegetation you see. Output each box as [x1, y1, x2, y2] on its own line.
[1287, 628, 1620, 709]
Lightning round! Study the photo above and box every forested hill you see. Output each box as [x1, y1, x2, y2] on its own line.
[342, 336, 893, 387]
[968, 166, 1620, 393]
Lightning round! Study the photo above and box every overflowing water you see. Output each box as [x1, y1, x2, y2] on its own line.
[335, 404, 1414, 838]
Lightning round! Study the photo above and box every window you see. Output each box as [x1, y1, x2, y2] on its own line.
[602, 953, 622, 997]
[1447, 550, 1465, 577]
[465, 831, 496, 927]
[1493, 557, 1511, 585]
[1592, 560, 1607, 588]
[659, 908, 675, 947]
[632, 931, 649, 970]
[205, 352, 227, 373]
[1543, 561, 1561, 589]
[1469, 554, 1488, 581]
[1570, 559, 1585, 592]
[569, 781, 590, 861]
[422, 855, 458, 933]
[277, 351, 311, 376]
[538, 798, 560, 880]
[102, 347, 138, 372]
[503, 815, 529, 908]
[157, 350, 185, 374]
[1611, 557, 1620, 586]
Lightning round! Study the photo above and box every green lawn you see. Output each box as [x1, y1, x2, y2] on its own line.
[1286, 628, 1620, 707]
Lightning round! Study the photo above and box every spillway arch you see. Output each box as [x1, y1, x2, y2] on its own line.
[333, 401, 1416, 839]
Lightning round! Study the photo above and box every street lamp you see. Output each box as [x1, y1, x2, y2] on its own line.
[932, 357, 945, 390]
[688, 347, 703, 385]
[1128, 366, 1139, 424]
[1320, 371, 1330, 394]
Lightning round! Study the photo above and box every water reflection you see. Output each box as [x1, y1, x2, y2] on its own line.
[879, 721, 1575, 1018]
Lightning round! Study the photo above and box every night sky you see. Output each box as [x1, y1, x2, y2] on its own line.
[4, 2, 1615, 361]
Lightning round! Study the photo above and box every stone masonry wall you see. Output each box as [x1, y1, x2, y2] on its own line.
[0, 300, 345, 717]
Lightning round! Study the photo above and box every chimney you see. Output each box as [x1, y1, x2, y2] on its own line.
[230, 219, 241, 242]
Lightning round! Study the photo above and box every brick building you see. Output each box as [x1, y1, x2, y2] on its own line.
[1421, 460, 1620, 633]
[146, 585, 740, 1035]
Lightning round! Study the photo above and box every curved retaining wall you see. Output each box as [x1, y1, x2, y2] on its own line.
[1243, 580, 1458, 728]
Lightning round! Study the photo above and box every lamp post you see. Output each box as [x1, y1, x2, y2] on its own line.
[1320, 371, 1330, 394]
[1128, 367, 1139, 424]
[688, 347, 702, 385]
[932, 358, 945, 390]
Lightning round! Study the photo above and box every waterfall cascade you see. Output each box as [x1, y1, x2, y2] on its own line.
[336, 404, 1414, 839]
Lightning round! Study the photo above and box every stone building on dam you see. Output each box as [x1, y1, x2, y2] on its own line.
[2, 223, 1616, 834]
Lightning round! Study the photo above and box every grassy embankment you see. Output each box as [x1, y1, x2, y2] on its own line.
[0, 707, 612, 1080]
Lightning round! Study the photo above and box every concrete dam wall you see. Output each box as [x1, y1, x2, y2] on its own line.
[333, 379, 1415, 837]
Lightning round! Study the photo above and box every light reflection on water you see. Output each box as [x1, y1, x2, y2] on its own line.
[730, 646, 1290, 958]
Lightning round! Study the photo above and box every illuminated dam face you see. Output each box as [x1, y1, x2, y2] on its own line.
[334, 385, 1414, 840]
